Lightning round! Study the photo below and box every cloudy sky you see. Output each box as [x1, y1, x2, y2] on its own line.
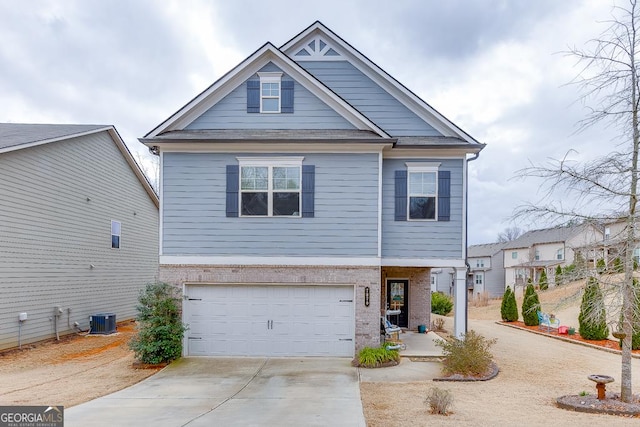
[0, 0, 624, 244]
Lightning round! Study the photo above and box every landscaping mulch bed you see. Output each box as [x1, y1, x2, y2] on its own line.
[433, 361, 499, 382]
[501, 321, 640, 356]
[557, 392, 640, 417]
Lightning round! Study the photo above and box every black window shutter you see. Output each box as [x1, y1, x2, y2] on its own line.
[394, 170, 407, 221]
[246, 80, 260, 113]
[438, 170, 451, 221]
[281, 80, 294, 113]
[301, 165, 315, 218]
[226, 165, 239, 217]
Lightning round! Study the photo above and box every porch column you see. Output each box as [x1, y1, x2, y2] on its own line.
[454, 267, 467, 338]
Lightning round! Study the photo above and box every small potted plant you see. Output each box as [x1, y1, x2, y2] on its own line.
[568, 327, 576, 335]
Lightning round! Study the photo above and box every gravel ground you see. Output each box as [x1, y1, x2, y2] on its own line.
[361, 282, 640, 426]
[0, 321, 160, 408]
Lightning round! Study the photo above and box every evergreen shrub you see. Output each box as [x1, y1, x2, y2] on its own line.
[500, 286, 518, 322]
[522, 282, 541, 326]
[578, 276, 609, 340]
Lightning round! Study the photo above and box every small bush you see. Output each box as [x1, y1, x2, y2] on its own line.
[500, 286, 518, 322]
[436, 330, 496, 377]
[596, 258, 606, 274]
[555, 265, 563, 286]
[538, 269, 548, 290]
[470, 291, 490, 307]
[129, 282, 188, 365]
[578, 276, 609, 340]
[431, 292, 453, 316]
[431, 317, 446, 331]
[522, 282, 540, 326]
[356, 344, 400, 368]
[426, 387, 453, 415]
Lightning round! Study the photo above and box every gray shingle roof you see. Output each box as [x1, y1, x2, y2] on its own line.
[501, 225, 587, 250]
[141, 129, 385, 143]
[0, 123, 107, 151]
[467, 242, 508, 257]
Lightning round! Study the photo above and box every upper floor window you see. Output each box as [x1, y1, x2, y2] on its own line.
[111, 220, 121, 249]
[238, 157, 302, 217]
[557, 248, 564, 260]
[476, 259, 484, 268]
[605, 227, 611, 240]
[394, 163, 450, 222]
[247, 72, 294, 114]
[512, 251, 518, 259]
[259, 72, 281, 113]
[407, 163, 439, 221]
[535, 250, 540, 261]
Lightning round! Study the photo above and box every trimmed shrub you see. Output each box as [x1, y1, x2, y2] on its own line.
[129, 282, 188, 365]
[356, 344, 400, 368]
[539, 269, 548, 291]
[436, 330, 496, 377]
[431, 292, 453, 316]
[522, 282, 540, 326]
[555, 265, 563, 286]
[596, 258, 606, 274]
[578, 276, 609, 340]
[500, 286, 518, 322]
[426, 387, 453, 415]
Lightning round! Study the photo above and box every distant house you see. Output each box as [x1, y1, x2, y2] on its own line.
[0, 124, 159, 350]
[141, 21, 484, 356]
[502, 224, 603, 291]
[467, 242, 507, 297]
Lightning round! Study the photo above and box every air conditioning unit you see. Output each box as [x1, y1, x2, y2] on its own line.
[89, 313, 116, 334]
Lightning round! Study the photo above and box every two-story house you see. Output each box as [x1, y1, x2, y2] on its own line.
[467, 242, 507, 298]
[141, 22, 484, 357]
[503, 224, 603, 293]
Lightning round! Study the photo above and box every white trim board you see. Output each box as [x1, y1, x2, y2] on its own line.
[160, 255, 466, 268]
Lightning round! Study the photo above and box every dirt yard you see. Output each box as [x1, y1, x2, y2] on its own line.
[1, 281, 639, 426]
[0, 321, 160, 408]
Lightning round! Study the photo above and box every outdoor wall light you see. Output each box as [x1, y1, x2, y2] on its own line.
[365, 287, 370, 307]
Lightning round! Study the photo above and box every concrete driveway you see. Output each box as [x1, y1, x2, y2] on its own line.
[65, 357, 365, 427]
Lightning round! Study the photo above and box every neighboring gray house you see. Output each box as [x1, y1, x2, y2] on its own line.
[503, 224, 603, 291]
[0, 124, 159, 350]
[141, 21, 484, 357]
[467, 242, 507, 298]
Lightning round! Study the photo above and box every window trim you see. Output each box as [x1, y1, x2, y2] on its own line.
[474, 273, 484, 285]
[111, 220, 121, 249]
[258, 72, 282, 113]
[406, 162, 440, 222]
[511, 251, 518, 259]
[237, 157, 304, 218]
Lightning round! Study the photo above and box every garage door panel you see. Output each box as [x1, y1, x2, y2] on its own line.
[185, 285, 354, 357]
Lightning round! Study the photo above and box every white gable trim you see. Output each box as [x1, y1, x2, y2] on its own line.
[282, 22, 481, 145]
[145, 43, 389, 139]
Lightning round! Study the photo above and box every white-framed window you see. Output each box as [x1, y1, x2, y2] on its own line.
[258, 72, 282, 113]
[535, 250, 540, 261]
[111, 220, 121, 249]
[476, 259, 484, 268]
[605, 227, 611, 240]
[474, 273, 484, 285]
[406, 163, 439, 221]
[238, 157, 302, 217]
[512, 251, 518, 259]
[557, 248, 564, 260]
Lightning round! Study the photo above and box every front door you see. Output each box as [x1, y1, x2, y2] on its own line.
[386, 279, 409, 328]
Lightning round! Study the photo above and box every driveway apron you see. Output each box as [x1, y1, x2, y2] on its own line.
[65, 357, 365, 427]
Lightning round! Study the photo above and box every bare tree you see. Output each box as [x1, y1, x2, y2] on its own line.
[516, 0, 640, 402]
[497, 226, 524, 243]
[134, 151, 159, 193]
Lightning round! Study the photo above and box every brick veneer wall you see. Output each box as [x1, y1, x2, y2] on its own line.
[160, 265, 382, 352]
[381, 267, 431, 330]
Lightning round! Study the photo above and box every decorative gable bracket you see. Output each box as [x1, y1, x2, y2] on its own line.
[293, 36, 342, 61]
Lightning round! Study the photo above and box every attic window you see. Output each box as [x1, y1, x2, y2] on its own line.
[259, 72, 282, 113]
[247, 73, 294, 114]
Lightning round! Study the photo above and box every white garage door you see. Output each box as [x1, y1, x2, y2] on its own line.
[184, 285, 355, 357]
